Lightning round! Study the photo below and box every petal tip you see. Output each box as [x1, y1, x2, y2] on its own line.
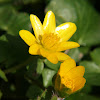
[67, 22, 77, 32]
[47, 10, 53, 14]
[78, 44, 80, 47]
[77, 66, 85, 75]
[76, 43, 80, 47]
[46, 10, 55, 17]
[28, 48, 31, 54]
[30, 14, 36, 19]
[73, 23, 77, 32]
[29, 46, 33, 55]
[70, 22, 77, 31]
[19, 30, 24, 37]
[30, 14, 39, 21]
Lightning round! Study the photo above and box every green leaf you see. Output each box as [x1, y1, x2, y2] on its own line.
[65, 93, 100, 100]
[81, 84, 92, 94]
[80, 61, 100, 86]
[0, 5, 30, 36]
[26, 56, 39, 79]
[80, 61, 100, 73]
[46, 0, 100, 46]
[85, 73, 100, 86]
[68, 48, 81, 62]
[36, 59, 44, 74]
[68, 46, 90, 62]
[26, 85, 43, 99]
[0, 69, 8, 82]
[79, 46, 90, 55]
[42, 68, 56, 87]
[44, 59, 60, 71]
[90, 48, 100, 66]
[0, 34, 29, 67]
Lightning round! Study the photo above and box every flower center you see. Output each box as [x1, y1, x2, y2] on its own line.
[39, 33, 60, 50]
[61, 77, 74, 90]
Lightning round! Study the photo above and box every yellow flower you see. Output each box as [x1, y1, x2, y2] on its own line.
[55, 59, 86, 96]
[19, 11, 80, 64]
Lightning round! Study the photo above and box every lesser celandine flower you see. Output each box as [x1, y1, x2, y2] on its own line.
[19, 11, 80, 64]
[55, 59, 86, 96]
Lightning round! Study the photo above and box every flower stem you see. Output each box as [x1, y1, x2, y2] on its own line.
[4, 56, 34, 74]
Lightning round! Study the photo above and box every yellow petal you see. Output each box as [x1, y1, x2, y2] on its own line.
[58, 59, 76, 76]
[55, 52, 71, 62]
[19, 30, 36, 46]
[67, 66, 85, 79]
[30, 14, 44, 40]
[47, 54, 58, 64]
[55, 22, 77, 42]
[40, 48, 58, 64]
[29, 43, 41, 55]
[57, 41, 80, 51]
[40, 48, 50, 57]
[43, 11, 56, 34]
[73, 77, 86, 93]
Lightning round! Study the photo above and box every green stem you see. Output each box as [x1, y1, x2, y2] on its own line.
[25, 75, 45, 90]
[37, 89, 47, 100]
[4, 56, 34, 74]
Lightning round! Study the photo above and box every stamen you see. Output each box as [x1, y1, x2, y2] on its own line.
[41, 33, 60, 50]
[61, 77, 74, 90]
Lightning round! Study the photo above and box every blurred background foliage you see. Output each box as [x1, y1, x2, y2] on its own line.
[0, 0, 100, 100]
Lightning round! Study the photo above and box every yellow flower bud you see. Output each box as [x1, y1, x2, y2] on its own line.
[54, 59, 86, 97]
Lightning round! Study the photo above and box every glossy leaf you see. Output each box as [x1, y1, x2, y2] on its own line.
[42, 68, 56, 87]
[80, 61, 100, 86]
[36, 59, 44, 74]
[68, 48, 81, 62]
[26, 85, 43, 99]
[80, 61, 100, 73]
[0, 5, 30, 36]
[44, 59, 60, 71]
[85, 73, 100, 86]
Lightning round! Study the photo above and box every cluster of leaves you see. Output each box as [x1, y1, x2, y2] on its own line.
[0, 0, 100, 100]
